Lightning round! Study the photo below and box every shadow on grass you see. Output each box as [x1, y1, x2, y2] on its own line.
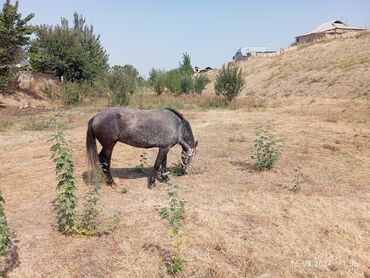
[82, 167, 154, 184]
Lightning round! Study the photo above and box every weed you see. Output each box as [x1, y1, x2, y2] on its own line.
[22, 117, 66, 131]
[135, 152, 148, 173]
[0, 192, 10, 257]
[170, 162, 186, 176]
[161, 182, 187, 275]
[290, 170, 304, 193]
[80, 173, 102, 231]
[50, 132, 77, 233]
[166, 255, 183, 275]
[120, 187, 129, 194]
[251, 129, 281, 170]
[0, 119, 13, 132]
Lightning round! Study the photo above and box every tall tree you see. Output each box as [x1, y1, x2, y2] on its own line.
[29, 13, 109, 82]
[0, 0, 33, 83]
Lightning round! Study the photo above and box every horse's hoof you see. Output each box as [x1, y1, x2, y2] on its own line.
[106, 179, 117, 187]
[148, 182, 156, 189]
[161, 175, 170, 182]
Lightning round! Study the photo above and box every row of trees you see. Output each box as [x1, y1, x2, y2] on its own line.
[1, 0, 245, 105]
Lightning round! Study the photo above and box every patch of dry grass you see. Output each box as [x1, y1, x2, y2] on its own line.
[0, 103, 369, 277]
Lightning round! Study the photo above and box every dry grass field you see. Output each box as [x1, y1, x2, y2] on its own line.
[0, 33, 369, 277]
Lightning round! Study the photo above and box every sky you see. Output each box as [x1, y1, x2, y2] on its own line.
[17, 0, 370, 77]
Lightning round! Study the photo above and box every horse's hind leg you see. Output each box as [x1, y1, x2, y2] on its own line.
[99, 146, 115, 186]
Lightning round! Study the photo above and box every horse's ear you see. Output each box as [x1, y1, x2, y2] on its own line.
[194, 140, 198, 148]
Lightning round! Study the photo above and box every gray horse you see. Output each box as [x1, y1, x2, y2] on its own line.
[86, 107, 198, 188]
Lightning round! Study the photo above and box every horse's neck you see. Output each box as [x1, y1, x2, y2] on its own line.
[180, 122, 194, 152]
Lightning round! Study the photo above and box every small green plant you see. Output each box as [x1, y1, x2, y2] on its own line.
[135, 152, 147, 173]
[170, 161, 186, 176]
[120, 187, 129, 194]
[214, 64, 245, 103]
[290, 170, 304, 193]
[50, 132, 77, 233]
[79, 173, 103, 231]
[251, 129, 281, 170]
[0, 192, 10, 257]
[161, 182, 187, 275]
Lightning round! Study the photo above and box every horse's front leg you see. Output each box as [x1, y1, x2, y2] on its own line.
[159, 154, 170, 182]
[148, 147, 169, 189]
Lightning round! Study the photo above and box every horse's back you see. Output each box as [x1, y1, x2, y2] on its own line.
[91, 108, 182, 148]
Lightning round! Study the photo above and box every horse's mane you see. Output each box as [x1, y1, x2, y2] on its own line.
[165, 108, 185, 121]
[166, 108, 195, 147]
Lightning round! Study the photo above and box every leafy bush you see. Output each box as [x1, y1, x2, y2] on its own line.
[62, 82, 81, 106]
[0, 192, 10, 257]
[193, 75, 210, 94]
[251, 129, 281, 170]
[214, 64, 245, 103]
[50, 132, 77, 233]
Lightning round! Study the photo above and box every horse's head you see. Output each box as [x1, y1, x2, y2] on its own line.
[181, 140, 198, 173]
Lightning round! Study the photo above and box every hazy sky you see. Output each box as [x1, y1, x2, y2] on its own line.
[17, 0, 370, 76]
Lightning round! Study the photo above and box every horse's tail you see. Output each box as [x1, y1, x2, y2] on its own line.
[86, 117, 99, 178]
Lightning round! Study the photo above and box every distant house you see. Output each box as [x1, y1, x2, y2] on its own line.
[233, 47, 276, 61]
[295, 20, 366, 44]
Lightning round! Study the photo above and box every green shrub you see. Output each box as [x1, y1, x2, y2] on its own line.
[251, 129, 281, 170]
[180, 74, 193, 94]
[0, 192, 10, 257]
[108, 65, 141, 106]
[62, 82, 81, 106]
[194, 75, 210, 94]
[50, 132, 77, 233]
[214, 64, 245, 103]
[149, 68, 166, 95]
[165, 69, 182, 94]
